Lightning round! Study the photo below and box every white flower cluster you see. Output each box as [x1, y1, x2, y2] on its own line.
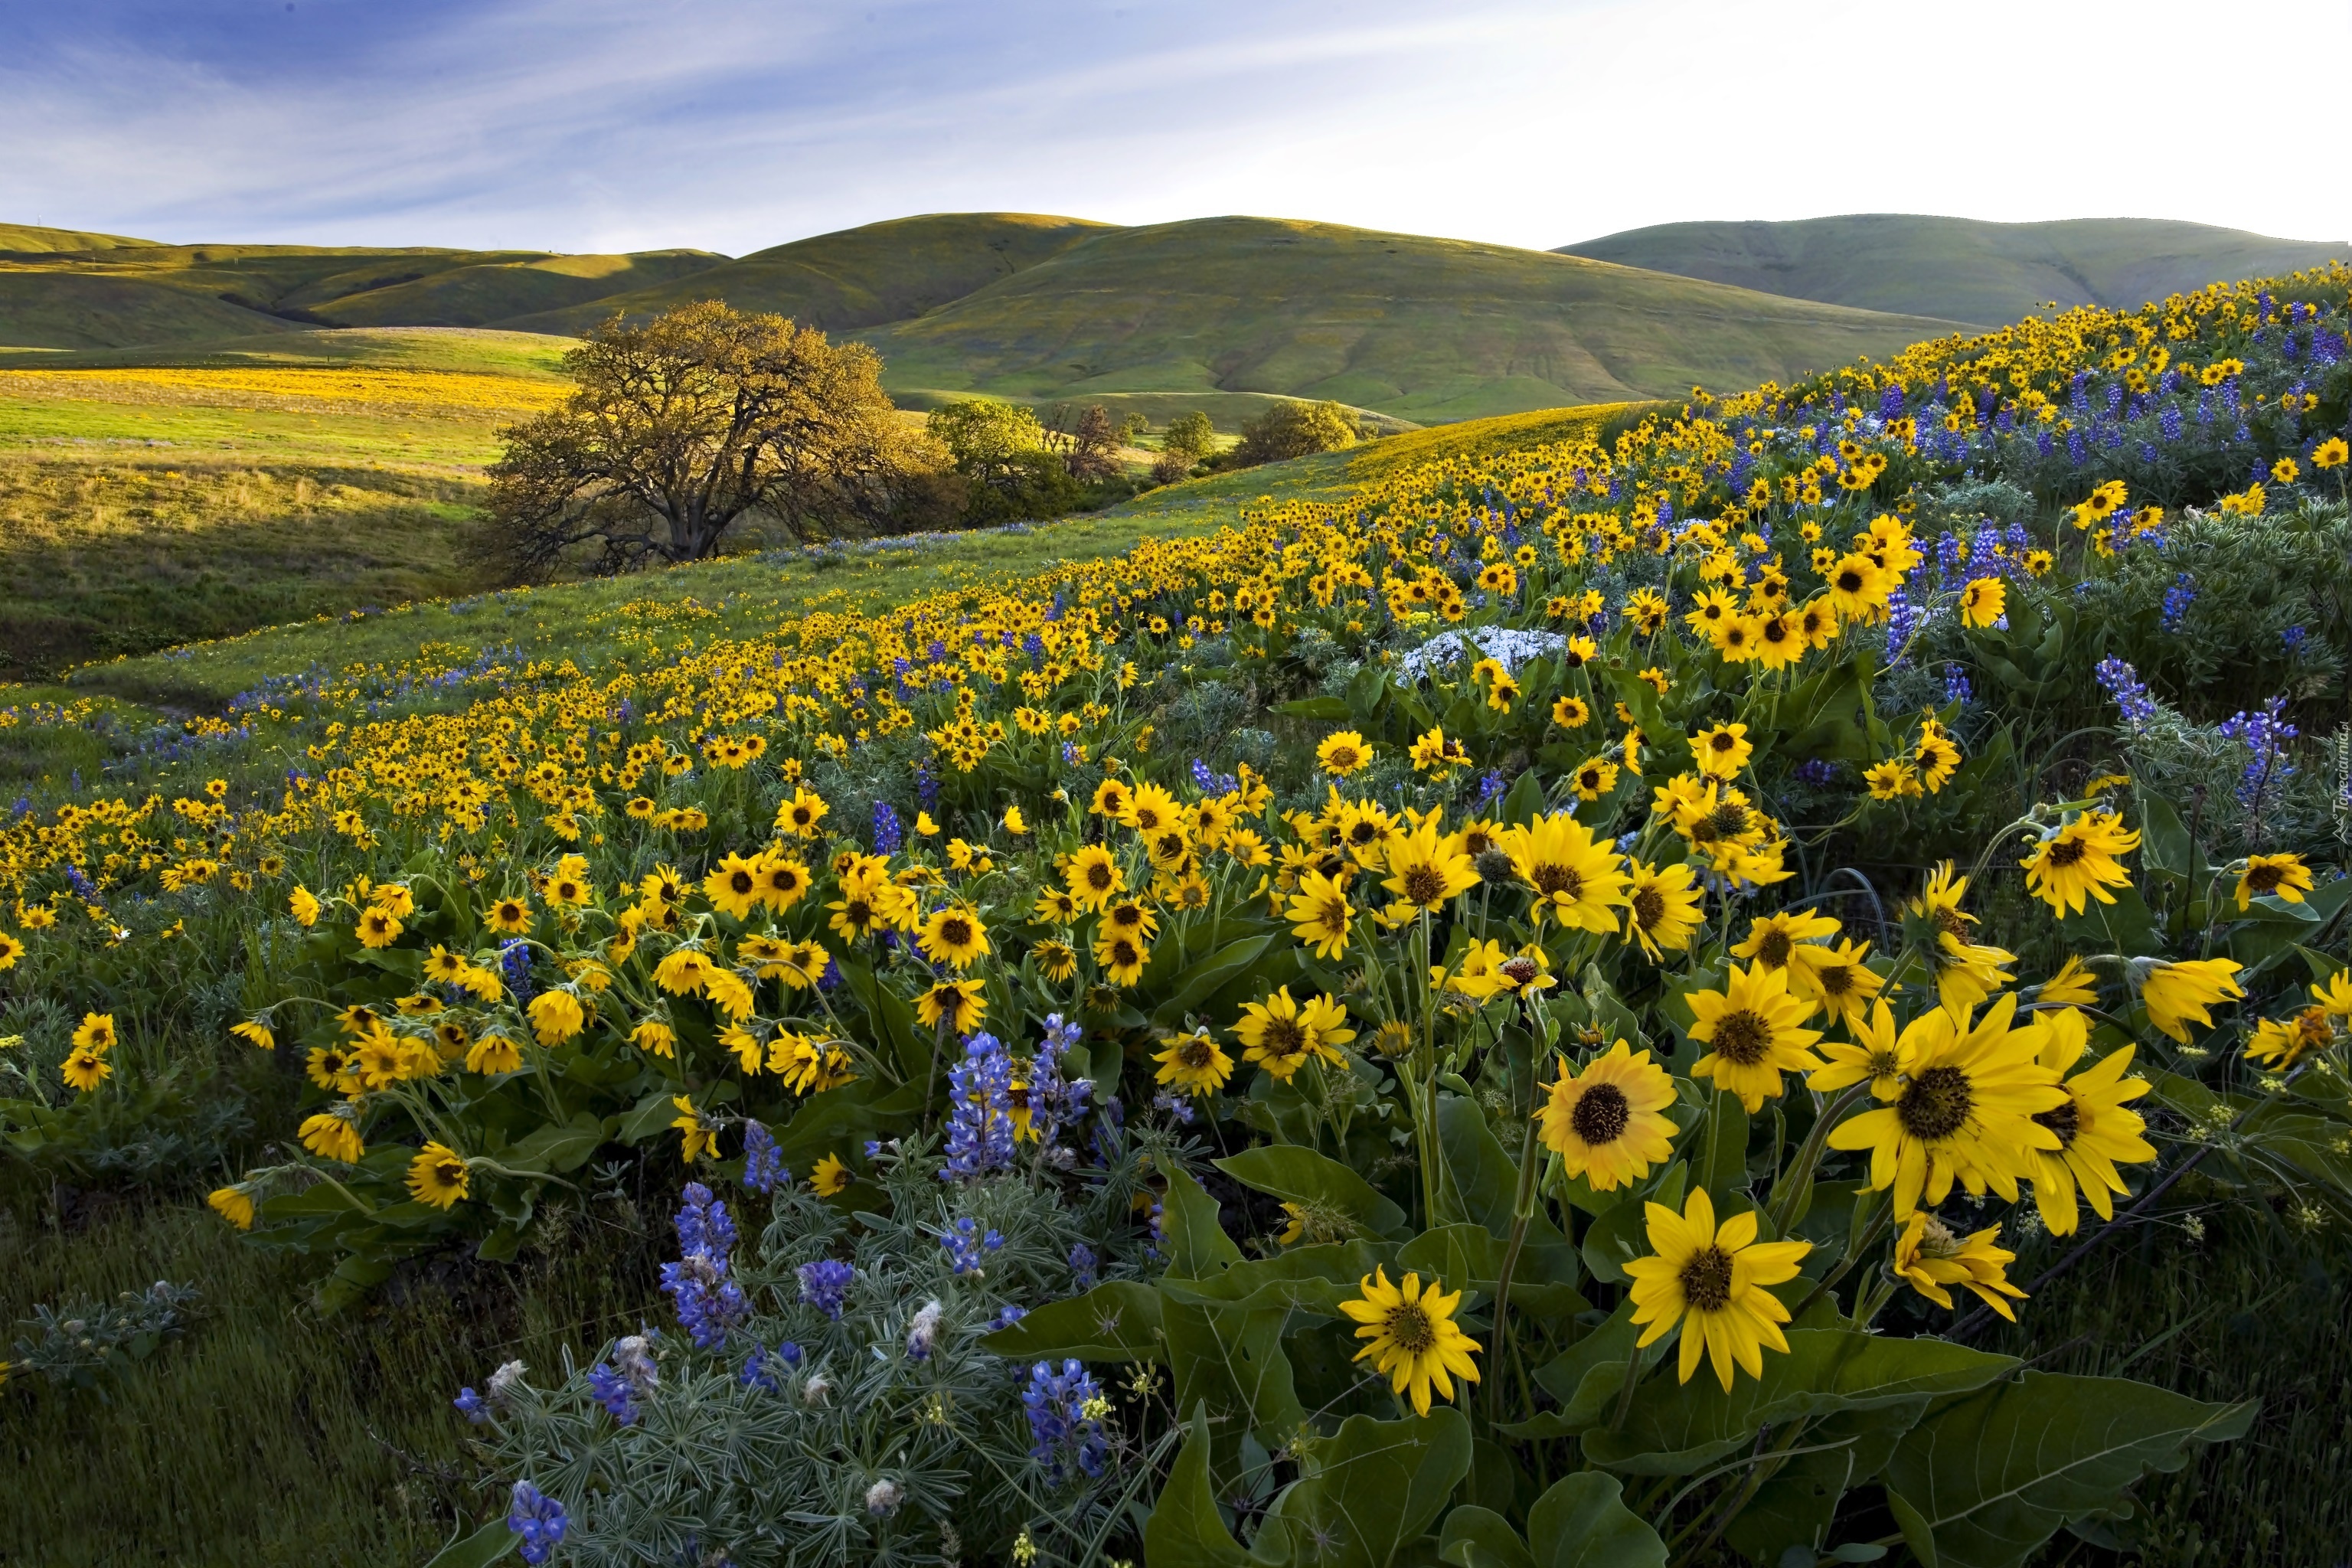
[1398, 626, 1566, 681]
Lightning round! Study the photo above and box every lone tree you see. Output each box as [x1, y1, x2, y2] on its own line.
[481, 301, 946, 578]
[1233, 399, 1358, 466]
[926, 398, 1082, 524]
[1152, 410, 1217, 483]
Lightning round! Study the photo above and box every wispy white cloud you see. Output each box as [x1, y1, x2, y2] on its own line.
[2, 0, 2343, 253]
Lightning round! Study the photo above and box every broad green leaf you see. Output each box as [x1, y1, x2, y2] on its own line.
[1435, 1095, 1565, 1247]
[1142, 1404, 1254, 1568]
[1252, 1407, 1472, 1568]
[769, 1080, 923, 1168]
[419, 1518, 517, 1568]
[1582, 1329, 2016, 1476]
[1151, 934, 1278, 1030]
[1693, 1088, 1748, 1193]
[504, 1111, 607, 1174]
[1160, 1240, 1391, 1315]
[1581, 1165, 1683, 1285]
[1162, 1164, 1244, 1279]
[1722, 1400, 1930, 1563]
[1216, 1143, 1408, 1240]
[1164, 1300, 1305, 1479]
[1883, 1371, 2256, 1568]
[1527, 1470, 1668, 1568]
[1437, 1505, 1534, 1568]
[1499, 771, 1548, 828]
[982, 1281, 1163, 1361]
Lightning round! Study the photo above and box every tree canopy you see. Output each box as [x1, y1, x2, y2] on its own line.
[481, 302, 949, 579]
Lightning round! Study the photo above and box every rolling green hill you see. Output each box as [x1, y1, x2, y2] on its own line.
[0, 222, 165, 253]
[305, 250, 724, 328]
[858, 217, 1962, 422]
[0, 271, 303, 350]
[0, 242, 724, 350]
[24, 209, 2320, 426]
[498, 212, 1113, 336]
[1557, 214, 2347, 327]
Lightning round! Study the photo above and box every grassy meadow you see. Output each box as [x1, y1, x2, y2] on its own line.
[0, 330, 575, 680]
[5, 262, 2349, 1566]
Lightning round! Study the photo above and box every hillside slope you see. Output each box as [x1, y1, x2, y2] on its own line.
[498, 213, 1114, 336]
[1557, 214, 2347, 325]
[303, 250, 727, 328]
[0, 222, 165, 253]
[0, 242, 722, 348]
[0, 271, 303, 349]
[861, 217, 1962, 422]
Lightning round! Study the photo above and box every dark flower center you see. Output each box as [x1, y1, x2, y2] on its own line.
[2246, 864, 2284, 892]
[1385, 1302, 1436, 1354]
[939, 917, 973, 946]
[1570, 1083, 1632, 1145]
[1898, 1065, 1976, 1141]
[1530, 864, 1584, 901]
[1818, 964, 1854, 997]
[1403, 864, 1450, 904]
[2032, 1096, 2081, 1147]
[1179, 1037, 1215, 1068]
[1264, 1017, 1308, 1056]
[730, 871, 756, 893]
[1632, 886, 1666, 928]
[1756, 929, 1793, 967]
[1711, 1010, 1773, 1065]
[1679, 1245, 1735, 1312]
[2045, 838, 2087, 868]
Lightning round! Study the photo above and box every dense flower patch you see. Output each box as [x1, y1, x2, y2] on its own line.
[3, 266, 2350, 1565]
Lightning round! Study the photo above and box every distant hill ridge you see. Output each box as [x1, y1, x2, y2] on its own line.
[1555, 214, 2345, 327]
[4, 211, 2339, 424]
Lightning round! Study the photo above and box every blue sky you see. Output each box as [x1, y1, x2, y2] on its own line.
[4, 0, 2345, 255]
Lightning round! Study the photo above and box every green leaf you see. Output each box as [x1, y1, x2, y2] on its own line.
[1693, 1088, 1749, 1193]
[1164, 1300, 1306, 1477]
[419, 1518, 517, 1568]
[982, 1281, 1164, 1361]
[1437, 1506, 1535, 1568]
[1160, 1241, 1392, 1315]
[1144, 1405, 1256, 1568]
[1162, 1165, 1244, 1279]
[1436, 1095, 1563, 1245]
[1723, 1400, 1931, 1563]
[1582, 1165, 1684, 1285]
[1582, 1329, 2016, 1475]
[1216, 1145, 1409, 1239]
[504, 1111, 607, 1175]
[1499, 771, 1548, 828]
[1526, 1470, 1668, 1568]
[1252, 1408, 1472, 1568]
[1883, 1372, 2256, 1568]
[615, 1087, 683, 1144]
[1152, 934, 1278, 1030]
[1275, 696, 1353, 721]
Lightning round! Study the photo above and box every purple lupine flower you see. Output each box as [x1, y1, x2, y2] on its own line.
[662, 1183, 746, 1348]
[1068, 1243, 1099, 1291]
[742, 1119, 788, 1194]
[2161, 573, 2197, 632]
[1023, 1360, 1111, 1485]
[942, 1033, 1017, 1179]
[2217, 697, 2299, 810]
[940, 1217, 1004, 1276]
[453, 1387, 490, 1424]
[2095, 658, 2159, 732]
[506, 1482, 568, 1566]
[797, 1259, 856, 1321]
[873, 800, 903, 854]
